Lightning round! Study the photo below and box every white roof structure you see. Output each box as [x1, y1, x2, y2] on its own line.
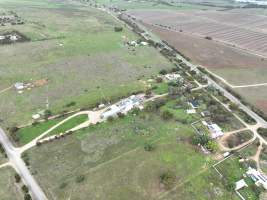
[14, 82, 24, 90]
[187, 109, 196, 114]
[247, 167, 267, 190]
[208, 123, 224, 139]
[32, 114, 41, 120]
[140, 41, 148, 46]
[235, 179, 248, 191]
[101, 105, 121, 119]
[165, 73, 181, 81]
[101, 95, 142, 119]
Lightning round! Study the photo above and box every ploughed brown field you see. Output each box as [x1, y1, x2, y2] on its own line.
[128, 9, 267, 57]
[127, 9, 267, 115]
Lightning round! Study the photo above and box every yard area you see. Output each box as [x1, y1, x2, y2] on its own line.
[0, 166, 23, 200]
[0, 0, 173, 129]
[24, 111, 237, 199]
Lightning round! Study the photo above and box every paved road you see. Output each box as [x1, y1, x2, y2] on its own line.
[0, 128, 47, 200]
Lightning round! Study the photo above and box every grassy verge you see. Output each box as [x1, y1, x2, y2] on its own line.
[47, 114, 88, 136]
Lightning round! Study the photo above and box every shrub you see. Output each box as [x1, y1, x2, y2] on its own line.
[156, 77, 163, 83]
[21, 185, 29, 193]
[114, 26, 123, 32]
[159, 69, 167, 75]
[65, 101, 76, 107]
[107, 116, 115, 122]
[144, 143, 154, 151]
[160, 171, 176, 189]
[24, 194, 32, 200]
[161, 110, 173, 120]
[76, 175, 85, 183]
[14, 173, 21, 183]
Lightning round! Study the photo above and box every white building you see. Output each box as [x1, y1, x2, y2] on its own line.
[208, 123, 224, 139]
[165, 73, 181, 82]
[101, 105, 121, 119]
[14, 82, 24, 90]
[100, 95, 142, 119]
[246, 167, 267, 190]
[235, 179, 248, 191]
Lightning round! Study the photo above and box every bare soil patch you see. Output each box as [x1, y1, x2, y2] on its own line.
[223, 130, 253, 148]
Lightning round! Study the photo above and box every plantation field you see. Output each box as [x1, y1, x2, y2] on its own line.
[0, 167, 23, 200]
[0, 0, 173, 128]
[25, 112, 238, 199]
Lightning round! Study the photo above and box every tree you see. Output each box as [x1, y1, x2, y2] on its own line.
[21, 185, 29, 193]
[145, 89, 152, 98]
[114, 26, 123, 32]
[144, 143, 154, 151]
[192, 134, 210, 146]
[44, 110, 52, 120]
[24, 194, 32, 200]
[156, 77, 163, 83]
[206, 140, 218, 152]
[161, 110, 173, 120]
[159, 69, 167, 75]
[229, 102, 239, 111]
[160, 171, 176, 189]
[76, 175, 85, 183]
[14, 173, 21, 183]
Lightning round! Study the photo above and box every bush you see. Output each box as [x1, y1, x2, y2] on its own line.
[114, 26, 123, 32]
[76, 175, 85, 183]
[117, 112, 125, 118]
[161, 110, 173, 120]
[107, 116, 115, 122]
[24, 194, 32, 200]
[160, 171, 176, 189]
[21, 185, 29, 193]
[159, 69, 167, 75]
[156, 77, 163, 83]
[14, 173, 21, 183]
[65, 101, 76, 107]
[144, 143, 154, 151]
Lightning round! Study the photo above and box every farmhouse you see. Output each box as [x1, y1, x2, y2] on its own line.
[246, 167, 267, 190]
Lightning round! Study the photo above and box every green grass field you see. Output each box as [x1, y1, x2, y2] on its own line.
[17, 117, 65, 146]
[0, 0, 173, 129]
[47, 114, 88, 136]
[0, 167, 23, 200]
[25, 110, 240, 199]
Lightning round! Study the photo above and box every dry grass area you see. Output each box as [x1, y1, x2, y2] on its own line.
[0, 167, 23, 200]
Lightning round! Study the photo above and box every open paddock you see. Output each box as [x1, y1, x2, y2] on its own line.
[0, 0, 173, 128]
[25, 112, 238, 200]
